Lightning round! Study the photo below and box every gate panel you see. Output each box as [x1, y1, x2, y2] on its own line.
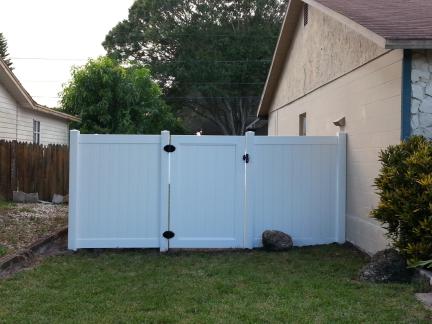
[247, 136, 343, 247]
[69, 133, 161, 249]
[168, 136, 245, 248]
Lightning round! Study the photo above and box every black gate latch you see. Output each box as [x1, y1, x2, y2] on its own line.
[243, 154, 250, 163]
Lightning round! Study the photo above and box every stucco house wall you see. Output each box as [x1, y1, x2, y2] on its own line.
[270, 6, 388, 112]
[0, 82, 70, 145]
[267, 6, 404, 254]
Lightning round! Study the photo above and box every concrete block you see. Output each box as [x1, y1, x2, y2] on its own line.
[25, 193, 39, 203]
[12, 191, 26, 203]
[52, 194, 64, 205]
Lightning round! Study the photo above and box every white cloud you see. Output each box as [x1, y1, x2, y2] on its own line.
[0, 0, 134, 107]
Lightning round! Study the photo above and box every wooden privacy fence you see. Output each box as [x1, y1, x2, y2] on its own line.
[0, 140, 69, 201]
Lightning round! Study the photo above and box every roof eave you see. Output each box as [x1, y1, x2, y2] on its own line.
[34, 104, 81, 122]
[385, 39, 432, 49]
[0, 58, 80, 123]
[257, 0, 304, 117]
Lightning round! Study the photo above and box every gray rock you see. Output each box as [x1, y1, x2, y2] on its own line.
[416, 293, 432, 310]
[411, 114, 420, 130]
[412, 84, 425, 100]
[419, 96, 432, 113]
[419, 112, 432, 127]
[25, 193, 39, 203]
[262, 230, 293, 251]
[13, 191, 26, 203]
[426, 84, 432, 97]
[52, 194, 64, 204]
[412, 69, 431, 82]
[359, 249, 412, 283]
[412, 99, 421, 114]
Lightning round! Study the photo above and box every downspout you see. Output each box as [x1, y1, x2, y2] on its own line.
[401, 49, 412, 140]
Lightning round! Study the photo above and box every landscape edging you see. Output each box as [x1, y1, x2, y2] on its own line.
[0, 226, 68, 277]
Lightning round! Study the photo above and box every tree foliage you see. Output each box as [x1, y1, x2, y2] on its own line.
[0, 33, 13, 70]
[61, 57, 183, 134]
[371, 136, 432, 265]
[103, 0, 287, 135]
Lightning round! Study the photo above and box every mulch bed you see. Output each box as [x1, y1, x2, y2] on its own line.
[0, 203, 68, 257]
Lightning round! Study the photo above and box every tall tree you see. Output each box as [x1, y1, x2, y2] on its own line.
[0, 33, 13, 70]
[61, 57, 184, 134]
[103, 0, 287, 135]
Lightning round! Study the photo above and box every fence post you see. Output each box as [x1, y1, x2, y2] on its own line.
[336, 132, 347, 244]
[244, 131, 255, 249]
[68, 130, 80, 251]
[160, 130, 170, 252]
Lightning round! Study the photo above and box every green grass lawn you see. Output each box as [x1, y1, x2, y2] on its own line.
[0, 245, 430, 323]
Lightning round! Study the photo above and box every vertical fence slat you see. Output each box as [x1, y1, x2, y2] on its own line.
[160, 130, 170, 252]
[336, 132, 347, 244]
[244, 131, 255, 249]
[68, 130, 80, 250]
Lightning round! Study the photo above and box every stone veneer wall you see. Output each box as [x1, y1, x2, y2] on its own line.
[411, 50, 432, 138]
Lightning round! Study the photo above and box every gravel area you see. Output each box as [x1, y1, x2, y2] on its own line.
[0, 203, 68, 256]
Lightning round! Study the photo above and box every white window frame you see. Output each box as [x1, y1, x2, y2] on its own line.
[33, 119, 41, 144]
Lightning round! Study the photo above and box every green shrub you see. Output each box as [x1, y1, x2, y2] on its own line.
[371, 136, 432, 265]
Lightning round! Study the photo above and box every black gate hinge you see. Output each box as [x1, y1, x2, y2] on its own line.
[164, 144, 176, 153]
[243, 154, 250, 163]
[163, 231, 175, 239]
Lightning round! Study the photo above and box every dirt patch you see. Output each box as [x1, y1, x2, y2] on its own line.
[0, 203, 68, 256]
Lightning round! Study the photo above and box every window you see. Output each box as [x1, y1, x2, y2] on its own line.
[33, 120, 40, 144]
[299, 113, 306, 136]
[303, 3, 309, 26]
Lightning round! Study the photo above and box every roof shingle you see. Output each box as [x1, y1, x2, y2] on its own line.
[313, 0, 432, 41]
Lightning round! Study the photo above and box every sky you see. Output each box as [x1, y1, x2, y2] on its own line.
[0, 0, 134, 107]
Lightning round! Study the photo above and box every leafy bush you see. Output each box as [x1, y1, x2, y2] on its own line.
[371, 136, 432, 265]
[413, 260, 432, 269]
[61, 57, 185, 135]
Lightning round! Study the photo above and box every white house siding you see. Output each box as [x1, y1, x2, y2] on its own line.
[17, 108, 69, 145]
[0, 83, 18, 141]
[0, 82, 69, 145]
[411, 50, 432, 138]
[267, 6, 404, 254]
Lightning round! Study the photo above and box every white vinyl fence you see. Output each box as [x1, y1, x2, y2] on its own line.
[68, 130, 346, 251]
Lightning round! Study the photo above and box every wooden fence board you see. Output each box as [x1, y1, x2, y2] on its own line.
[0, 140, 69, 201]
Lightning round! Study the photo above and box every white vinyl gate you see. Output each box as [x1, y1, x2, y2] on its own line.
[68, 130, 346, 251]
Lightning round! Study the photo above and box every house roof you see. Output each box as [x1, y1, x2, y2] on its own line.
[0, 58, 80, 122]
[310, 0, 432, 48]
[258, 0, 432, 117]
